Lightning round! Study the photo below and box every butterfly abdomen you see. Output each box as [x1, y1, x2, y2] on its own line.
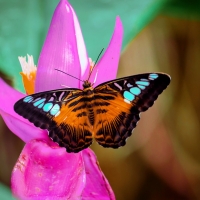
[81, 88, 96, 126]
[88, 107, 94, 126]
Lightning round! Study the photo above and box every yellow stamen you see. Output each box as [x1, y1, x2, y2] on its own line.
[18, 55, 37, 95]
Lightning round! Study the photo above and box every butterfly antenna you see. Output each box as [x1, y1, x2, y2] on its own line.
[55, 69, 84, 82]
[87, 48, 104, 81]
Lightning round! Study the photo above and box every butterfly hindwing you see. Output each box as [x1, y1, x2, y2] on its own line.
[14, 88, 93, 153]
[93, 73, 170, 148]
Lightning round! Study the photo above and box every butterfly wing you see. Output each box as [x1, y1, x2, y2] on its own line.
[93, 73, 170, 148]
[14, 88, 93, 153]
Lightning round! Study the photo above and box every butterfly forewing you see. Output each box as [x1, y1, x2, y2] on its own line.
[14, 88, 94, 153]
[93, 73, 170, 148]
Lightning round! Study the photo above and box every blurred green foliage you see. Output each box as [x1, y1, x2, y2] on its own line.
[163, 0, 200, 19]
[0, 183, 15, 199]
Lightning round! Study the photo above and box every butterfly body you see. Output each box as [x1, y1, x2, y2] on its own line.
[14, 73, 170, 153]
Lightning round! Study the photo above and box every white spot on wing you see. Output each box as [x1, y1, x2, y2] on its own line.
[49, 97, 54, 101]
[63, 116, 68, 121]
[127, 83, 133, 88]
[55, 111, 61, 117]
[114, 82, 122, 90]
[124, 99, 131, 104]
[59, 92, 66, 101]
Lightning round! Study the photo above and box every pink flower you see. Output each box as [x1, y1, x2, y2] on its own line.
[0, 0, 123, 199]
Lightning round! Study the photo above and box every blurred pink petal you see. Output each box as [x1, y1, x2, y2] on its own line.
[82, 149, 115, 200]
[89, 17, 123, 87]
[0, 78, 47, 142]
[0, 110, 48, 143]
[36, 0, 85, 92]
[0, 78, 24, 116]
[11, 139, 85, 200]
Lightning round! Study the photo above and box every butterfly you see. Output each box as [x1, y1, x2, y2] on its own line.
[14, 73, 170, 153]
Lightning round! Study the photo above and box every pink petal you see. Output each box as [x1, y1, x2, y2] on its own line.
[82, 149, 115, 200]
[0, 78, 48, 142]
[1, 110, 49, 143]
[11, 139, 85, 200]
[89, 17, 123, 87]
[70, 5, 90, 87]
[36, 0, 83, 92]
[0, 78, 24, 116]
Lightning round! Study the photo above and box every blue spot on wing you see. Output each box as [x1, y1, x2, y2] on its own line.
[38, 102, 44, 109]
[23, 96, 33, 103]
[50, 104, 60, 116]
[130, 87, 141, 95]
[33, 98, 46, 107]
[43, 103, 53, 112]
[123, 91, 135, 101]
[149, 73, 158, 79]
[137, 85, 146, 90]
[136, 81, 150, 86]
[140, 78, 149, 82]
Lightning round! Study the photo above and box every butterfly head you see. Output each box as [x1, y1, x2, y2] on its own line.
[83, 80, 92, 89]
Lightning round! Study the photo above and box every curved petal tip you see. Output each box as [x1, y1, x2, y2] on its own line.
[36, 0, 83, 92]
[82, 149, 115, 200]
[89, 16, 124, 87]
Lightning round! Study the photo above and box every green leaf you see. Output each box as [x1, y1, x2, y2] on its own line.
[0, 183, 15, 200]
[0, 0, 166, 91]
[71, 0, 167, 59]
[162, 0, 200, 19]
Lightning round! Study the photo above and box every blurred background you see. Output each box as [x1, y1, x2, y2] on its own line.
[0, 0, 200, 199]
